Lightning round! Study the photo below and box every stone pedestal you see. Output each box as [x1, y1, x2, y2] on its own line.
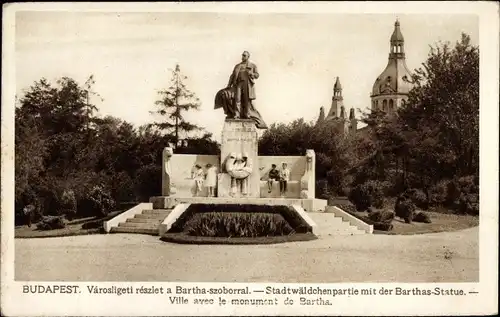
[219, 119, 260, 198]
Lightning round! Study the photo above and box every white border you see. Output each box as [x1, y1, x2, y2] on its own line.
[2, 2, 498, 316]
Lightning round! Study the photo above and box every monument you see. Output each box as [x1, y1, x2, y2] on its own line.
[105, 52, 371, 238]
[151, 51, 325, 211]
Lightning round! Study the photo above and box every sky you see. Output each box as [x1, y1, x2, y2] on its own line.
[15, 11, 478, 141]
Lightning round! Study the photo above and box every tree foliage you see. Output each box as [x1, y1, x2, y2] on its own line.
[15, 74, 219, 223]
[151, 64, 203, 145]
[258, 33, 479, 215]
[352, 33, 479, 212]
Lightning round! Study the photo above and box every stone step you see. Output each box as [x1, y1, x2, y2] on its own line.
[142, 209, 172, 214]
[110, 226, 158, 235]
[126, 218, 164, 224]
[118, 222, 159, 229]
[134, 213, 169, 220]
[318, 230, 365, 236]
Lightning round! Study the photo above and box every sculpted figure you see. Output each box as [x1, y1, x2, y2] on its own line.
[163, 147, 176, 195]
[224, 152, 253, 197]
[214, 51, 267, 129]
[300, 150, 315, 199]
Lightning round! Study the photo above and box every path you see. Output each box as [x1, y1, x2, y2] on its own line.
[15, 227, 479, 282]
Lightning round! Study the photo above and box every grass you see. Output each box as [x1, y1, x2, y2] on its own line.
[15, 222, 104, 239]
[15, 210, 125, 239]
[349, 210, 479, 235]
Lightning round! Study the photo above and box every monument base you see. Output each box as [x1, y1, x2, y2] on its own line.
[149, 196, 327, 212]
[219, 119, 260, 198]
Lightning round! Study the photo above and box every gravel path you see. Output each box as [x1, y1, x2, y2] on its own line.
[15, 227, 478, 282]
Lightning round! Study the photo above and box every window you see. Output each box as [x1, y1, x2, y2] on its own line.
[383, 99, 387, 111]
[389, 99, 394, 111]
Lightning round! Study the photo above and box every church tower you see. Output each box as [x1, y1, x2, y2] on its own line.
[370, 19, 413, 113]
[327, 77, 344, 118]
[316, 77, 357, 137]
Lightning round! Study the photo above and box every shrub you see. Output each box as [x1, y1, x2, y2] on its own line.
[315, 179, 331, 200]
[451, 176, 479, 215]
[373, 222, 393, 231]
[109, 172, 135, 203]
[81, 220, 104, 230]
[428, 176, 479, 215]
[336, 203, 357, 214]
[394, 194, 416, 224]
[36, 216, 66, 230]
[405, 188, 429, 210]
[85, 185, 115, 217]
[60, 189, 77, 220]
[183, 212, 295, 238]
[413, 212, 432, 223]
[134, 165, 162, 201]
[428, 180, 449, 206]
[348, 180, 387, 211]
[457, 193, 479, 215]
[368, 210, 395, 223]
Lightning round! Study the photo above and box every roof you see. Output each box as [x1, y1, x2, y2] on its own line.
[372, 59, 413, 96]
[390, 19, 404, 42]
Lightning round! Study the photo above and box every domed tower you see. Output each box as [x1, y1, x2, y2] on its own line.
[371, 19, 413, 113]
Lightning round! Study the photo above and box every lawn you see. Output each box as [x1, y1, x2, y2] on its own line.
[350, 210, 479, 235]
[14, 209, 127, 238]
[15, 217, 104, 238]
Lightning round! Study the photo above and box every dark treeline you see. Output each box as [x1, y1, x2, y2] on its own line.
[15, 69, 219, 224]
[259, 33, 479, 215]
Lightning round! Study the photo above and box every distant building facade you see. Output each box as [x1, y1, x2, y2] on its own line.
[370, 19, 413, 113]
[316, 19, 413, 136]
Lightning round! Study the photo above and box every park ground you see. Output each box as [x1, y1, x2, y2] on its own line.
[15, 226, 478, 283]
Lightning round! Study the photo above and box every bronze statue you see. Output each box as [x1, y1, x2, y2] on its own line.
[214, 51, 267, 129]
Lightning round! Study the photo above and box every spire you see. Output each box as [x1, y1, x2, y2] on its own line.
[340, 106, 346, 119]
[333, 77, 342, 97]
[391, 19, 404, 42]
[349, 108, 355, 120]
[389, 19, 405, 58]
[316, 107, 325, 125]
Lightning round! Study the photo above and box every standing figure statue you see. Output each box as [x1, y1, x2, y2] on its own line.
[215, 51, 268, 129]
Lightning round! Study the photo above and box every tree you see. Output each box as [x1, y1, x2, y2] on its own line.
[151, 64, 203, 146]
[400, 33, 479, 178]
[258, 118, 355, 196]
[352, 33, 479, 201]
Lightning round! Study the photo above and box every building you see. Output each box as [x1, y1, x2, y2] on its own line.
[370, 19, 413, 113]
[315, 77, 357, 137]
[316, 19, 413, 136]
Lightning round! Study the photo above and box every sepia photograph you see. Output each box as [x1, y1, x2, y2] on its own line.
[2, 2, 498, 316]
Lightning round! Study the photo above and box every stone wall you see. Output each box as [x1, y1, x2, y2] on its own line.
[163, 153, 219, 198]
[163, 149, 316, 199]
[258, 156, 306, 181]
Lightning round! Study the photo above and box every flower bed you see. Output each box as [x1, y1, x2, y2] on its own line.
[164, 204, 317, 244]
